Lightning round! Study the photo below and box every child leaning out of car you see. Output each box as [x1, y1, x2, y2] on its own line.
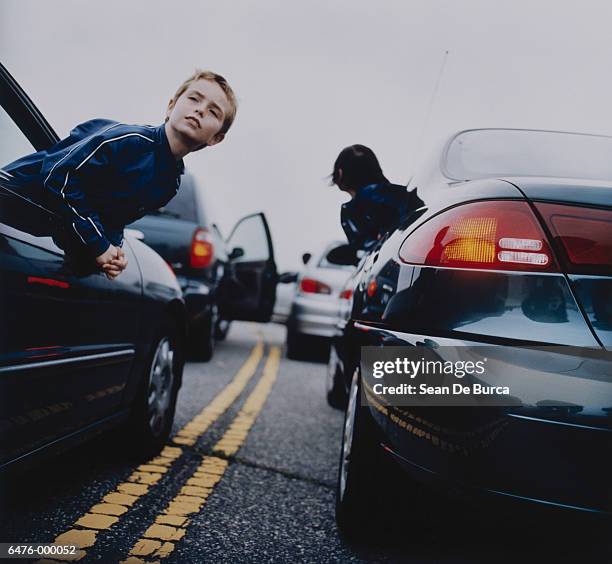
[1, 69, 237, 279]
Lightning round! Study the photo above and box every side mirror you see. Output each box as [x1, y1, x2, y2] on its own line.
[326, 244, 358, 266]
[229, 246, 245, 261]
[278, 271, 298, 284]
[302, 252, 312, 265]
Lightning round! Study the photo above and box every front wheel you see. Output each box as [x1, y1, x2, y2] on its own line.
[127, 321, 182, 459]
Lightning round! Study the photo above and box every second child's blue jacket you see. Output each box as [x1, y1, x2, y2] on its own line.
[341, 182, 424, 251]
[2, 119, 185, 257]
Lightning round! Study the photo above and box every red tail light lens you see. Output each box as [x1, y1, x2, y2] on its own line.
[27, 276, 70, 289]
[534, 203, 612, 275]
[190, 228, 214, 268]
[300, 277, 332, 294]
[367, 279, 378, 297]
[339, 288, 353, 300]
[399, 201, 558, 272]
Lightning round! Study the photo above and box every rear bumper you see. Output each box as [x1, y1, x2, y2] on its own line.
[385, 440, 612, 519]
[357, 325, 612, 514]
[289, 294, 342, 337]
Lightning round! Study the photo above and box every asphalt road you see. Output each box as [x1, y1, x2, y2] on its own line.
[1, 322, 610, 563]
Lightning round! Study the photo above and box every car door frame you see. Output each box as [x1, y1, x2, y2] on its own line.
[0, 62, 58, 150]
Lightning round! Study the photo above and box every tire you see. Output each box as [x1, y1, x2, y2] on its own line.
[335, 367, 388, 540]
[126, 320, 183, 460]
[214, 317, 231, 341]
[286, 326, 307, 359]
[326, 343, 347, 409]
[189, 305, 216, 361]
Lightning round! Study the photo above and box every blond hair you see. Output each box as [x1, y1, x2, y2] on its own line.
[172, 69, 237, 134]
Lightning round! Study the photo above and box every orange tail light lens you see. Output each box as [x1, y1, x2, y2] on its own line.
[190, 228, 214, 268]
[399, 201, 558, 272]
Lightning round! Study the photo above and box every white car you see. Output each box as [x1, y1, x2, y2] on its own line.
[285, 241, 354, 359]
[272, 271, 298, 324]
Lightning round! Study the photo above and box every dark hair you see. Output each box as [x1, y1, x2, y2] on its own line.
[331, 144, 389, 191]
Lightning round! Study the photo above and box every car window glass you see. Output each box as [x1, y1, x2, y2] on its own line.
[0, 104, 36, 168]
[161, 175, 197, 222]
[227, 215, 269, 263]
[444, 129, 612, 182]
[319, 244, 356, 270]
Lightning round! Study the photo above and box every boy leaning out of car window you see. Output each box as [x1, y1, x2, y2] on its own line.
[1, 69, 237, 279]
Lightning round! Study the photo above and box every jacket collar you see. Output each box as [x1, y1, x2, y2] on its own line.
[158, 123, 185, 176]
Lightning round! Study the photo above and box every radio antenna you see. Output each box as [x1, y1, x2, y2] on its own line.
[409, 50, 449, 182]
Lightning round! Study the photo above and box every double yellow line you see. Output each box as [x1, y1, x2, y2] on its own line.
[122, 346, 281, 563]
[42, 341, 279, 563]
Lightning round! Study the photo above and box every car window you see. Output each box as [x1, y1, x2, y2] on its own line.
[318, 254, 355, 270]
[227, 214, 270, 263]
[0, 186, 62, 254]
[0, 104, 36, 168]
[444, 129, 612, 182]
[319, 244, 355, 270]
[159, 175, 197, 222]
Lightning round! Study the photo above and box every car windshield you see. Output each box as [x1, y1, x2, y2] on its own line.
[443, 129, 612, 182]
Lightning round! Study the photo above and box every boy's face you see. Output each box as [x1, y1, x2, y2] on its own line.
[165, 78, 231, 150]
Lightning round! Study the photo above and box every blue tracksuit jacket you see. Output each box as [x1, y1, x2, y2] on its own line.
[341, 182, 424, 251]
[1, 119, 184, 257]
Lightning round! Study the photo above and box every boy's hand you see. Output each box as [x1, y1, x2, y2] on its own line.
[96, 244, 120, 266]
[96, 245, 128, 280]
[102, 249, 128, 279]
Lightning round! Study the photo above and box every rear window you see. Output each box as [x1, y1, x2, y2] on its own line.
[161, 175, 197, 222]
[319, 243, 355, 270]
[443, 129, 612, 182]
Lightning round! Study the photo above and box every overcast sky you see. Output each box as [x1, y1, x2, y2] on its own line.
[2, 0, 612, 270]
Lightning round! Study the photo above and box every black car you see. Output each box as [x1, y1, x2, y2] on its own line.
[329, 128, 612, 535]
[128, 173, 277, 360]
[0, 61, 274, 471]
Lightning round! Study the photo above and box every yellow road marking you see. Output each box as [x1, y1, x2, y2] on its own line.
[122, 346, 281, 563]
[173, 340, 264, 446]
[43, 341, 264, 562]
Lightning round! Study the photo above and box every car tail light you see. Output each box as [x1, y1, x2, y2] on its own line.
[367, 279, 378, 297]
[534, 203, 612, 275]
[190, 228, 214, 269]
[300, 277, 332, 294]
[339, 288, 353, 300]
[399, 201, 558, 272]
[27, 276, 70, 289]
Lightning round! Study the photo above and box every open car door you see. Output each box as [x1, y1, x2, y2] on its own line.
[220, 212, 277, 322]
